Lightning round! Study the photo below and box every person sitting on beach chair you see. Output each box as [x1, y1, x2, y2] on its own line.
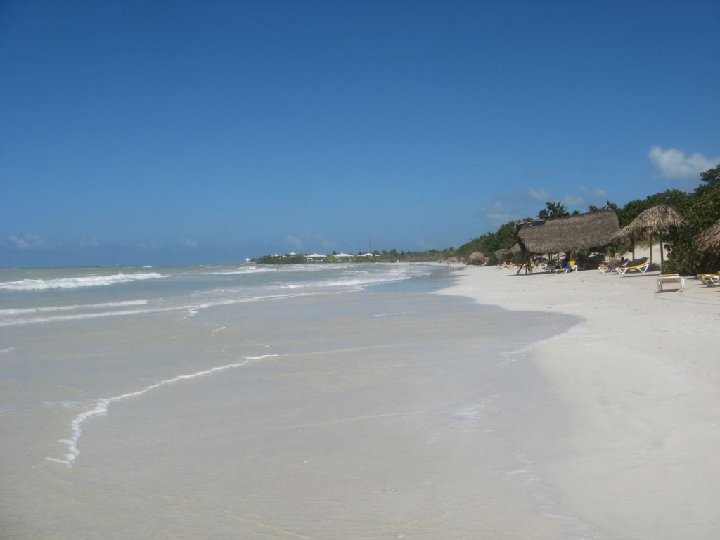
[599, 257, 626, 273]
[616, 257, 649, 276]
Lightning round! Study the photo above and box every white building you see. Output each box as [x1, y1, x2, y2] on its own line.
[305, 253, 326, 261]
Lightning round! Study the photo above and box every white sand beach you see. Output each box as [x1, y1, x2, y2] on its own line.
[439, 264, 720, 539]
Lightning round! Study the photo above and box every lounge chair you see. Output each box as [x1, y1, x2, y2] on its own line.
[599, 260, 626, 273]
[616, 257, 649, 277]
[699, 273, 720, 287]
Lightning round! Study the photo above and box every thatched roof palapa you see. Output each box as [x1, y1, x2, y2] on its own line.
[517, 210, 619, 254]
[611, 224, 633, 243]
[619, 205, 687, 268]
[468, 251, 486, 265]
[696, 218, 720, 253]
[621, 205, 687, 239]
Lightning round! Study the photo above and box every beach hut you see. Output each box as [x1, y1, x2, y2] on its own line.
[695, 218, 720, 253]
[468, 251, 486, 265]
[620, 205, 687, 270]
[493, 248, 512, 264]
[516, 210, 619, 262]
[611, 224, 636, 258]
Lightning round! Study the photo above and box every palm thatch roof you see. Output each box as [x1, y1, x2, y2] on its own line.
[696, 218, 720, 253]
[611, 224, 633, 243]
[468, 251, 486, 265]
[517, 210, 619, 254]
[622, 205, 687, 238]
[494, 248, 511, 260]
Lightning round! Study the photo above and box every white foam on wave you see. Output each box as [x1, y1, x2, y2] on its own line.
[275, 272, 413, 292]
[46, 354, 280, 468]
[0, 292, 315, 327]
[0, 305, 170, 327]
[0, 300, 148, 317]
[0, 273, 164, 291]
[209, 266, 276, 275]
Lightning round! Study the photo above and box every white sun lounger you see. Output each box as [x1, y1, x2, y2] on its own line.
[617, 259, 649, 276]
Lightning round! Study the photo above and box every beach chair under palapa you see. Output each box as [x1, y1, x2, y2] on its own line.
[616, 257, 649, 277]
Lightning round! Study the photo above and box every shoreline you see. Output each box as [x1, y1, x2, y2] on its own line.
[437, 265, 720, 538]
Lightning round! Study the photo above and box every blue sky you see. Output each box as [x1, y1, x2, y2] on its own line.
[2, 0, 719, 266]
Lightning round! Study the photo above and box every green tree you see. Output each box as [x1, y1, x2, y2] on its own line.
[538, 202, 569, 219]
[661, 164, 720, 274]
[699, 163, 720, 190]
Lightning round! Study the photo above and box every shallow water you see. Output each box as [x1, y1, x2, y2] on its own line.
[0, 264, 586, 539]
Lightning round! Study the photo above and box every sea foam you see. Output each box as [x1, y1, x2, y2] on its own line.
[46, 354, 279, 467]
[0, 300, 148, 317]
[0, 273, 164, 291]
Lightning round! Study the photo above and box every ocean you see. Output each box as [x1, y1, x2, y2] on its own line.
[0, 263, 584, 539]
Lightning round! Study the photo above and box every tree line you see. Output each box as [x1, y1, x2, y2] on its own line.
[254, 164, 719, 272]
[456, 164, 720, 274]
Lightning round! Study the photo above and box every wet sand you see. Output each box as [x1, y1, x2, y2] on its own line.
[2, 286, 585, 539]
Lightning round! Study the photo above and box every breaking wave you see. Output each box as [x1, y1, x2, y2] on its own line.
[0, 273, 165, 291]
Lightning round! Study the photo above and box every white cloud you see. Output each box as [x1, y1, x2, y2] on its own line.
[481, 199, 519, 226]
[578, 186, 607, 198]
[8, 234, 47, 250]
[562, 195, 584, 206]
[649, 146, 720, 181]
[528, 188, 551, 202]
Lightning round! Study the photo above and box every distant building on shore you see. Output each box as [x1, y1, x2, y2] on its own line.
[305, 253, 326, 261]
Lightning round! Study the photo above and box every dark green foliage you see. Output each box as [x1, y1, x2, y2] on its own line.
[699, 164, 720, 191]
[460, 164, 719, 272]
[538, 202, 569, 219]
[255, 254, 308, 264]
[663, 175, 720, 274]
[609, 166, 720, 274]
[589, 201, 619, 213]
[456, 221, 518, 262]
[256, 164, 720, 272]
[617, 190, 690, 227]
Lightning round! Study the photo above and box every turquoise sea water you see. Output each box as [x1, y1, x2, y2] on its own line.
[0, 263, 586, 539]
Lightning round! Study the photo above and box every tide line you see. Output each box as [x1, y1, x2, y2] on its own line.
[46, 354, 280, 468]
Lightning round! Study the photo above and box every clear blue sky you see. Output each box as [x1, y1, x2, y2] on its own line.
[2, 0, 719, 266]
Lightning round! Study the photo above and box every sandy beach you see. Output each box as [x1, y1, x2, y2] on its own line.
[439, 263, 720, 539]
